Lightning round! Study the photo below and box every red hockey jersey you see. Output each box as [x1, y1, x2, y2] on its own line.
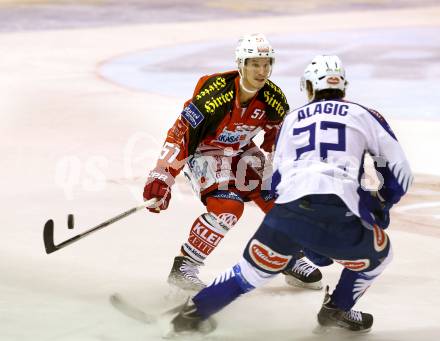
[156, 70, 289, 178]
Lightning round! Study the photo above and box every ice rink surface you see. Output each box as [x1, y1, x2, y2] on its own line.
[1, 1, 439, 340]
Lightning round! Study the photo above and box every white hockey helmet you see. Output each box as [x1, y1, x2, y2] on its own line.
[300, 55, 348, 99]
[235, 33, 275, 70]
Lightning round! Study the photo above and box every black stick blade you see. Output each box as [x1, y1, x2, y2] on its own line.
[67, 214, 74, 229]
[43, 219, 57, 254]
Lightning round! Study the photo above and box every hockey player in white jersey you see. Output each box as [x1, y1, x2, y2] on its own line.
[166, 55, 413, 334]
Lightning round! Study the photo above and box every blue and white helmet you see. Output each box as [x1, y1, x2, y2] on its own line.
[300, 55, 348, 99]
[235, 33, 275, 70]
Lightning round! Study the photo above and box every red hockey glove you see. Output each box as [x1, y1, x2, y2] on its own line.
[143, 167, 175, 213]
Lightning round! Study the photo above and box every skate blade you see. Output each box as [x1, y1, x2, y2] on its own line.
[313, 323, 371, 335]
[285, 276, 323, 290]
[160, 316, 217, 339]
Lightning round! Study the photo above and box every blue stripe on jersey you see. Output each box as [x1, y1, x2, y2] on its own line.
[275, 101, 312, 149]
[357, 152, 411, 226]
[377, 162, 411, 204]
[270, 169, 282, 199]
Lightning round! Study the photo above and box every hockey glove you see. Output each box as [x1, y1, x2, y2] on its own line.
[372, 192, 391, 229]
[359, 189, 391, 229]
[143, 167, 175, 213]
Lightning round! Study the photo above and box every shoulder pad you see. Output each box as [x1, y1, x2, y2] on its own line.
[345, 100, 397, 141]
[192, 71, 237, 115]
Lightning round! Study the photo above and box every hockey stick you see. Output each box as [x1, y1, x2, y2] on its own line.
[43, 198, 157, 254]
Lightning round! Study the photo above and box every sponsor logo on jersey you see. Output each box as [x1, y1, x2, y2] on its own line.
[372, 224, 388, 252]
[195, 76, 227, 101]
[265, 80, 288, 104]
[181, 102, 204, 128]
[204, 90, 234, 114]
[248, 239, 292, 272]
[334, 258, 370, 271]
[263, 90, 286, 116]
[215, 125, 257, 145]
[216, 129, 242, 144]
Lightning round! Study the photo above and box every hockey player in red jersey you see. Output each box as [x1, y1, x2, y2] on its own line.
[166, 55, 413, 335]
[143, 34, 322, 291]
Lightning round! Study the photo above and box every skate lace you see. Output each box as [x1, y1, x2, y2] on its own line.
[344, 309, 362, 322]
[180, 260, 203, 284]
[292, 258, 316, 276]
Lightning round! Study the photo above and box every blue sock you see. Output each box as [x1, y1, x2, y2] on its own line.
[192, 264, 255, 319]
[331, 268, 373, 311]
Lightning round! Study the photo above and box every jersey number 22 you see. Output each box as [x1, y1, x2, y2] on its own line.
[293, 121, 346, 160]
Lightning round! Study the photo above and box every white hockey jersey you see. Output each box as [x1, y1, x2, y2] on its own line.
[272, 99, 412, 225]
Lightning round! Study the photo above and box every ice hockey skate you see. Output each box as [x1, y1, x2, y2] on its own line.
[167, 256, 207, 292]
[317, 286, 373, 332]
[283, 257, 323, 290]
[167, 298, 216, 336]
